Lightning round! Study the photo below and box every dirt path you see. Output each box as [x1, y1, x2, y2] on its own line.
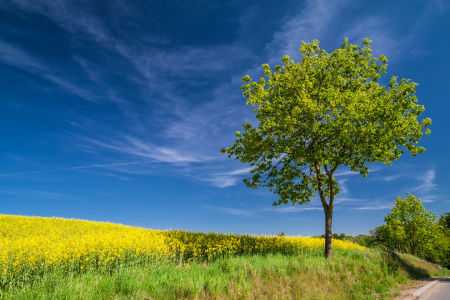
[393, 278, 443, 300]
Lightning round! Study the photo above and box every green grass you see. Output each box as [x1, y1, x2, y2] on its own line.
[1, 249, 448, 300]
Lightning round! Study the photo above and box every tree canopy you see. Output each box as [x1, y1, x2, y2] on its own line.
[382, 194, 448, 265]
[439, 213, 450, 231]
[222, 38, 431, 258]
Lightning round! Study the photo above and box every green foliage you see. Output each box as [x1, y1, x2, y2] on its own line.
[343, 234, 381, 249]
[222, 38, 430, 257]
[381, 251, 401, 276]
[223, 38, 430, 207]
[439, 212, 450, 230]
[3, 249, 447, 300]
[438, 213, 450, 267]
[369, 225, 390, 249]
[315, 233, 349, 240]
[382, 194, 449, 265]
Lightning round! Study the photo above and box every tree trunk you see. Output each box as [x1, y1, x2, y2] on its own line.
[325, 209, 333, 258]
[314, 163, 337, 259]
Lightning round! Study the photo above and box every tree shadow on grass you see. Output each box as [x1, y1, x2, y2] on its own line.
[391, 252, 433, 279]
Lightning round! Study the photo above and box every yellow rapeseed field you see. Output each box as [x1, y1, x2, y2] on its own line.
[0, 214, 364, 283]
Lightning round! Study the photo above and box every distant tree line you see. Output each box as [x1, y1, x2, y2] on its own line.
[314, 194, 450, 267]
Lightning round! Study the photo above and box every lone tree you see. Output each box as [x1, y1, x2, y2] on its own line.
[221, 38, 431, 258]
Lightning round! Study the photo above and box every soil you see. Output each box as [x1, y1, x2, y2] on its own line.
[392, 277, 441, 300]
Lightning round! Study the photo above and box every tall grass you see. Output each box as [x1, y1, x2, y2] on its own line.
[0, 214, 363, 288]
[1, 215, 448, 299]
[2, 249, 447, 299]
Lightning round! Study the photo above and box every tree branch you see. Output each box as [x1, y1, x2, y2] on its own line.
[314, 164, 329, 211]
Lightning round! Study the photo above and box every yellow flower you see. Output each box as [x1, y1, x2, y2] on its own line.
[0, 214, 364, 284]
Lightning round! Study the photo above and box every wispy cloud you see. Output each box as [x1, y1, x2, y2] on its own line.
[0, 39, 99, 102]
[420, 197, 438, 204]
[96, 172, 130, 181]
[345, 16, 409, 60]
[263, 0, 349, 65]
[203, 205, 253, 217]
[354, 205, 392, 211]
[379, 174, 403, 181]
[203, 176, 239, 188]
[9, 0, 110, 43]
[3, 0, 444, 200]
[345, 1, 446, 61]
[265, 205, 323, 213]
[409, 169, 438, 203]
[0, 40, 44, 71]
[0, 188, 83, 201]
[256, 0, 437, 75]
[0, 161, 155, 177]
[70, 133, 205, 164]
[185, 167, 253, 188]
[44, 74, 99, 102]
[334, 170, 360, 177]
[414, 169, 436, 193]
[334, 197, 368, 205]
[222, 167, 253, 176]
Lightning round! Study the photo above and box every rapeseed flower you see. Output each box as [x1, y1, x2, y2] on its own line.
[0, 214, 364, 284]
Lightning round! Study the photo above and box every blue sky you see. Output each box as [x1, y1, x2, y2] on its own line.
[1, 0, 449, 236]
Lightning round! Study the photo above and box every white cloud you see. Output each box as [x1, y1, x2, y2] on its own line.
[0, 40, 100, 102]
[0, 188, 83, 201]
[0, 161, 156, 177]
[266, 205, 323, 213]
[4, 0, 442, 196]
[379, 174, 403, 181]
[334, 197, 368, 205]
[71, 134, 204, 164]
[204, 176, 239, 188]
[334, 170, 360, 177]
[263, 0, 349, 65]
[218, 167, 253, 176]
[0, 40, 44, 71]
[203, 205, 253, 217]
[414, 169, 437, 193]
[354, 205, 392, 210]
[10, 0, 110, 43]
[192, 167, 253, 188]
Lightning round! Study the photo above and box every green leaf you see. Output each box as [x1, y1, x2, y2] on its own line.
[221, 38, 431, 258]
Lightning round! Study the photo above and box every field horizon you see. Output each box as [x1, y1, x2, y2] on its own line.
[1, 214, 448, 299]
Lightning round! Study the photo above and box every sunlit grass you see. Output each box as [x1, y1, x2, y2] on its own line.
[2, 249, 447, 299]
[3, 214, 446, 299]
[0, 214, 364, 287]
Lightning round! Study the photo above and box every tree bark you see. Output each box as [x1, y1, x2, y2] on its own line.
[314, 164, 334, 259]
[325, 208, 333, 258]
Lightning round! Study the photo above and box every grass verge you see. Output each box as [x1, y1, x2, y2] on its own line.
[1, 249, 448, 300]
